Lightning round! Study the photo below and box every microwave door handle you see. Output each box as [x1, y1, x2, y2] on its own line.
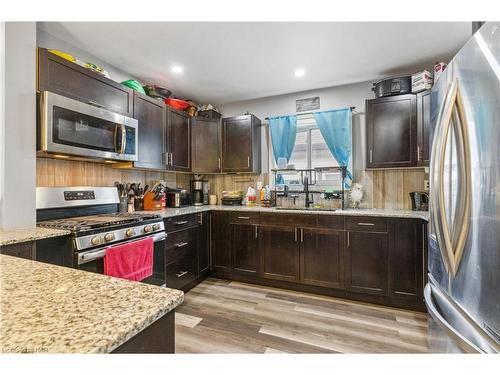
[120, 123, 126, 154]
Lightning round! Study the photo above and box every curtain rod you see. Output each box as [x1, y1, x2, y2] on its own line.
[265, 106, 356, 120]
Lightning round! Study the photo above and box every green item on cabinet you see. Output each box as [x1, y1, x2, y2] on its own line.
[121, 79, 146, 95]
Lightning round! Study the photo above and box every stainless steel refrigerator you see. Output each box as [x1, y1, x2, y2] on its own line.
[425, 22, 500, 353]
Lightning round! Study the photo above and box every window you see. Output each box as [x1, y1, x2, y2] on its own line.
[276, 115, 349, 190]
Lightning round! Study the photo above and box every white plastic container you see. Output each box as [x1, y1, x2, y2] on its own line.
[412, 70, 434, 93]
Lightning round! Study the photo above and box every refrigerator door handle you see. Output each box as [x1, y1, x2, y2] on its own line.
[430, 79, 472, 276]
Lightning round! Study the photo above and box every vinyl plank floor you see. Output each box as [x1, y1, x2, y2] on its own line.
[175, 278, 430, 353]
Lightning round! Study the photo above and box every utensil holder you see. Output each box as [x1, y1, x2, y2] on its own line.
[119, 197, 128, 213]
[143, 192, 162, 211]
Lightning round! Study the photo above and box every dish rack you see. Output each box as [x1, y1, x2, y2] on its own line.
[271, 166, 347, 210]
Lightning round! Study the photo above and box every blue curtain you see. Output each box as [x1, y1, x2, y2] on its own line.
[269, 115, 297, 184]
[314, 109, 353, 188]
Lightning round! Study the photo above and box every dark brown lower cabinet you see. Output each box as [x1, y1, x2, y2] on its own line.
[211, 211, 231, 273]
[300, 227, 344, 289]
[209, 212, 426, 311]
[346, 230, 389, 296]
[259, 225, 300, 282]
[0, 241, 36, 260]
[389, 219, 424, 300]
[231, 224, 259, 276]
[198, 212, 210, 276]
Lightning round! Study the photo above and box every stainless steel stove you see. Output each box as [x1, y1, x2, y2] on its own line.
[36, 187, 166, 285]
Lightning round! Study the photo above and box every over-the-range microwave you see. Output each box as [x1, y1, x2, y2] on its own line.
[38, 91, 138, 162]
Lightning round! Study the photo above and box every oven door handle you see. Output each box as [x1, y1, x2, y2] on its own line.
[77, 232, 166, 265]
[78, 248, 108, 265]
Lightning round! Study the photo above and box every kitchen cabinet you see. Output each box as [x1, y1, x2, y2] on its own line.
[0, 241, 36, 260]
[191, 116, 221, 173]
[222, 115, 261, 173]
[132, 92, 166, 170]
[165, 222, 198, 291]
[198, 212, 210, 276]
[300, 227, 344, 289]
[231, 223, 259, 276]
[388, 219, 424, 301]
[346, 229, 389, 296]
[416, 90, 431, 166]
[37, 48, 133, 116]
[366, 94, 417, 169]
[166, 107, 191, 172]
[259, 224, 300, 282]
[211, 211, 231, 273]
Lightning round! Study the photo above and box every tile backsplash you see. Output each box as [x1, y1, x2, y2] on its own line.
[37, 158, 426, 210]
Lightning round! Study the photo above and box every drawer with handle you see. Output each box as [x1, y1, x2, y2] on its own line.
[164, 214, 199, 233]
[165, 258, 197, 291]
[166, 227, 197, 265]
[230, 212, 260, 224]
[345, 217, 387, 232]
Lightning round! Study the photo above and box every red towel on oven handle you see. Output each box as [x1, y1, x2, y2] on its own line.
[103, 237, 154, 282]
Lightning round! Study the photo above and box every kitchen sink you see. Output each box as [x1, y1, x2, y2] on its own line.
[274, 207, 337, 212]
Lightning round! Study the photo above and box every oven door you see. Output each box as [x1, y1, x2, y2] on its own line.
[39, 91, 138, 161]
[77, 232, 166, 284]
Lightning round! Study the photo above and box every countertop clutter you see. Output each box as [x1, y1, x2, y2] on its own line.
[0, 255, 183, 353]
[0, 227, 70, 247]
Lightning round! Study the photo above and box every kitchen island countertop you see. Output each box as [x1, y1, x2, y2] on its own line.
[0, 254, 183, 353]
[0, 227, 71, 247]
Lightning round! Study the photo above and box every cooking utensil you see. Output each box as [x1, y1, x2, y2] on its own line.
[143, 85, 171, 99]
[164, 98, 190, 111]
[121, 79, 146, 95]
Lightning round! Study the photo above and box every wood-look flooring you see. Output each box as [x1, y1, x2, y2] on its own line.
[175, 278, 430, 353]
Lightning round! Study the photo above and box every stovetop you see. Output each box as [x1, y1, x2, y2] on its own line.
[38, 212, 162, 232]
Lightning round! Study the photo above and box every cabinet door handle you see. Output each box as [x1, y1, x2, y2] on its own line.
[218, 157, 221, 170]
[294, 227, 298, 242]
[170, 153, 174, 166]
[175, 242, 189, 248]
[369, 149, 373, 163]
[247, 156, 250, 168]
[255, 225, 258, 239]
[176, 271, 188, 278]
[300, 228, 304, 243]
[174, 220, 188, 225]
[237, 216, 250, 220]
[199, 213, 203, 225]
[417, 146, 421, 161]
[347, 231, 350, 247]
[357, 222, 375, 226]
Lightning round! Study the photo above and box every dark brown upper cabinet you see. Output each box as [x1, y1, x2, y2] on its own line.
[366, 94, 417, 169]
[166, 107, 191, 172]
[416, 90, 431, 166]
[37, 48, 133, 117]
[132, 92, 166, 170]
[191, 116, 221, 173]
[222, 115, 261, 173]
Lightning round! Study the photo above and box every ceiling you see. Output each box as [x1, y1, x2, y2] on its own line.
[37, 22, 471, 104]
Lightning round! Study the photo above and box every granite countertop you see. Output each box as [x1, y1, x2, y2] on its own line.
[0, 227, 71, 247]
[0, 255, 183, 353]
[147, 205, 430, 221]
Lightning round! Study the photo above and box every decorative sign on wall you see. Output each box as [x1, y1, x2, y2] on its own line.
[296, 96, 320, 112]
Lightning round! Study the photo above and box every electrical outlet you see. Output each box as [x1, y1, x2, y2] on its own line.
[424, 179, 429, 191]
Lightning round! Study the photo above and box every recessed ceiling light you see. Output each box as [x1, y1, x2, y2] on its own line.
[172, 65, 183, 74]
[294, 68, 305, 77]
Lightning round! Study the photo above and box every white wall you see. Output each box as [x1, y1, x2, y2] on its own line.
[219, 81, 374, 183]
[0, 22, 37, 229]
[37, 27, 135, 84]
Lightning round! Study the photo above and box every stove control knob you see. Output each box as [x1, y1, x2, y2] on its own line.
[144, 225, 153, 233]
[152, 224, 160, 231]
[104, 233, 115, 242]
[91, 236, 101, 246]
[125, 228, 135, 238]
